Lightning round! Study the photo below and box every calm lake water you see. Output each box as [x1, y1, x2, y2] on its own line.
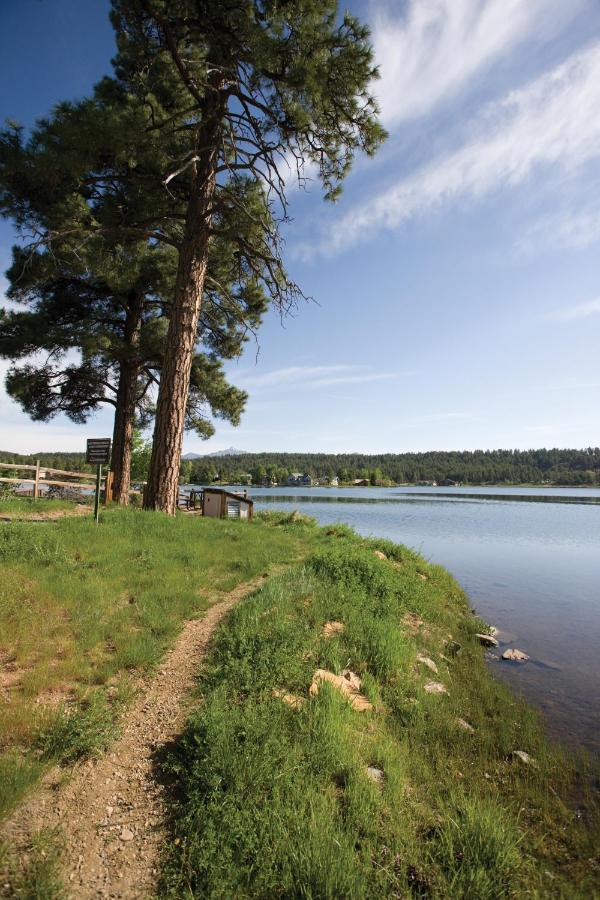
[234, 484, 600, 754]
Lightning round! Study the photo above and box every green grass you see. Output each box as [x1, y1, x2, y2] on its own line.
[0, 507, 322, 820]
[0, 498, 78, 517]
[160, 532, 600, 898]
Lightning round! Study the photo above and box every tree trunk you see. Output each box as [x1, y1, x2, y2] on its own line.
[110, 292, 144, 505]
[144, 86, 224, 514]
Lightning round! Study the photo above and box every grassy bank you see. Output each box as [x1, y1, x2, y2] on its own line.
[0, 507, 320, 820]
[161, 525, 599, 898]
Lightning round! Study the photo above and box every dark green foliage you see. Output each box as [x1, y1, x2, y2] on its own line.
[187, 447, 600, 486]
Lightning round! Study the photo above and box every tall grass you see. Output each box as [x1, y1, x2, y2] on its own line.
[0, 508, 320, 820]
[161, 533, 600, 898]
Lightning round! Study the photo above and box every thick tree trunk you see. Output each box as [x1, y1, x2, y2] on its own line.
[110, 292, 144, 505]
[144, 89, 224, 514]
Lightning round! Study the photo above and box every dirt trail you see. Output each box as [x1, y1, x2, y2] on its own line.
[1, 573, 270, 899]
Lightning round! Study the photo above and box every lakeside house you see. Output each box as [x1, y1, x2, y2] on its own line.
[418, 480, 438, 487]
[353, 478, 369, 486]
[287, 473, 314, 486]
[439, 478, 461, 486]
[320, 475, 339, 486]
[261, 475, 277, 487]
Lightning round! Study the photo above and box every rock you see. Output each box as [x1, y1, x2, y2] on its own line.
[119, 828, 134, 842]
[416, 654, 438, 674]
[322, 621, 345, 639]
[402, 612, 424, 634]
[373, 550, 387, 560]
[366, 766, 384, 785]
[309, 668, 372, 711]
[456, 718, 475, 733]
[476, 633, 499, 648]
[106, 806, 113, 817]
[272, 689, 305, 709]
[424, 681, 448, 695]
[512, 750, 535, 766]
[501, 648, 529, 662]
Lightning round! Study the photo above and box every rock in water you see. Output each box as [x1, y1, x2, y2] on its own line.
[476, 633, 499, 648]
[501, 649, 529, 661]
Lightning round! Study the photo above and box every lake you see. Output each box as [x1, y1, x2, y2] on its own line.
[238, 484, 600, 754]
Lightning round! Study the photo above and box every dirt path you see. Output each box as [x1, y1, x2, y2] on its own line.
[1, 573, 269, 899]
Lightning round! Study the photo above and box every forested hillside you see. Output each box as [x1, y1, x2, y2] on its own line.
[2, 447, 598, 486]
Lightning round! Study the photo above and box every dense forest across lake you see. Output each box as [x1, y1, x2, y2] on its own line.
[2, 447, 598, 486]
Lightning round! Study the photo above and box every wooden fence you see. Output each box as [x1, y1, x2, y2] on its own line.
[0, 462, 147, 503]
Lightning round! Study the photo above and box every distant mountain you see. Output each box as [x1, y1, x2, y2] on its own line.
[182, 447, 246, 460]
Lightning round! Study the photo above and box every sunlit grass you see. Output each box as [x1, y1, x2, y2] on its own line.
[160, 534, 600, 898]
[0, 507, 320, 819]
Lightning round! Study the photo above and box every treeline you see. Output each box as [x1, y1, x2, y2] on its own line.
[3, 447, 598, 486]
[0, 451, 92, 473]
[183, 448, 600, 486]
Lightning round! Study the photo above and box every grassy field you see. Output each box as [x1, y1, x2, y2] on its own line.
[0, 506, 320, 820]
[1, 506, 598, 898]
[160, 525, 600, 899]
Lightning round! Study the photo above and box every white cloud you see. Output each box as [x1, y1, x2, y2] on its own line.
[547, 298, 600, 321]
[234, 364, 405, 391]
[517, 201, 600, 255]
[302, 41, 600, 257]
[371, 0, 589, 126]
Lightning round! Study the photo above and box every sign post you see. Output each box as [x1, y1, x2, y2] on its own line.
[86, 439, 112, 524]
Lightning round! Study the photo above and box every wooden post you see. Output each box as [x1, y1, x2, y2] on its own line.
[33, 460, 40, 499]
[94, 465, 102, 524]
[104, 470, 113, 506]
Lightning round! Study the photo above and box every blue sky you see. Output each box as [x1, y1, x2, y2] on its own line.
[1, 0, 599, 454]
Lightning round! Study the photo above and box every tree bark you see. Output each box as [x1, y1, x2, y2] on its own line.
[110, 291, 144, 505]
[144, 83, 225, 514]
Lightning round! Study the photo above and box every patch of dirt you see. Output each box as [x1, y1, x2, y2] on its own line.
[0, 573, 272, 899]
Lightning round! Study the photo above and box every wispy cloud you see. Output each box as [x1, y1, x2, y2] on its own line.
[299, 41, 600, 258]
[371, 0, 588, 126]
[546, 298, 600, 321]
[517, 201, 600, 255]
[234, 364, 406, 391]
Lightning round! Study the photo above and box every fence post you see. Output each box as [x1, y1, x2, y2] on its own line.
[104, 470, 113, 506]
[33, 460, 40, 499]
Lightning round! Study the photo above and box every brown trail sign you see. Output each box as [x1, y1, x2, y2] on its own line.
[86, 439, 112, 523]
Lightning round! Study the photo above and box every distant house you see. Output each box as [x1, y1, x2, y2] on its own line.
[261, 474, 277, 487]
[287, 472, 314, 486]
[439, 478, 460, 487]
[353, 478, 369, 487]
[417, 480, 438, 487]
[320, 475, 338, 487]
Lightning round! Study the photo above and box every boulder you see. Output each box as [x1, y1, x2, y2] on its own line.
[501, 649, 529, 662]
[322, 621, 345, 639]
[476, 633, 499, 648]
[512, 750, 535, 766]
[366, 765, 384, 785]
[417, 654, 438, 674]
[309, 668, 372, 711]
[456, 718, 475, 733]
[424, 681, 448, 695]
[272, 689, 305, 709]
[373, 550, 387, 560]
